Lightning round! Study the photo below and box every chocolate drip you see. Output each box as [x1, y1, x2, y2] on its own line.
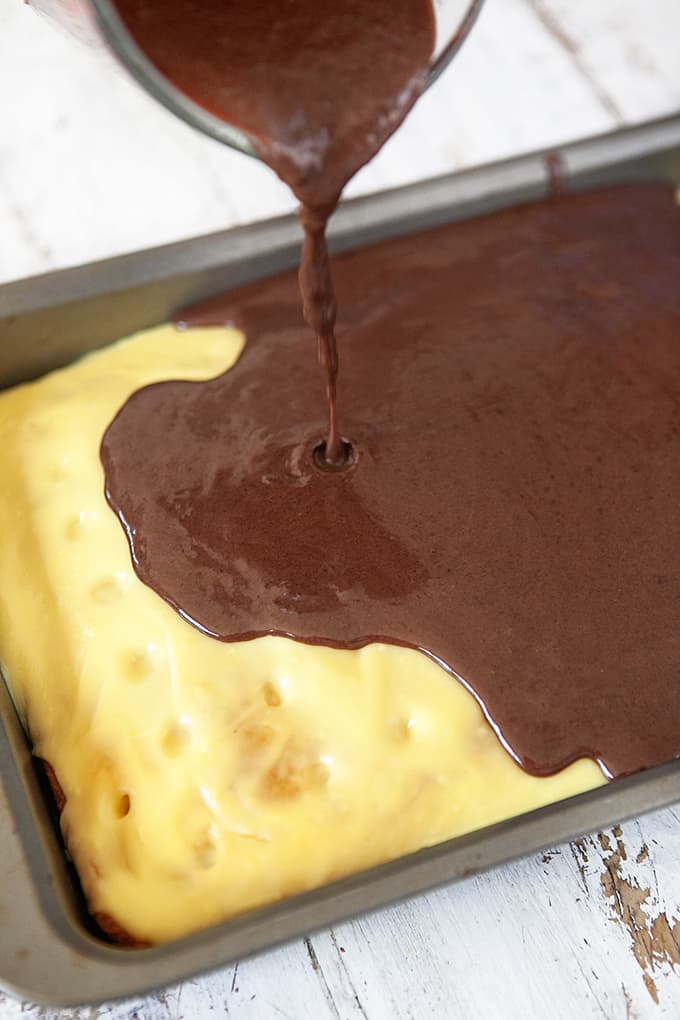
[298, 202, 343, 466]
[102, 184, 680, 781]
[545, 152, 567, 196]
[113, 0, 435, 462]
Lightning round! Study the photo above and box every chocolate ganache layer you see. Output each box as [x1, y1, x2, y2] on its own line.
[102, 182, 680, 781]
[113, 0, 436, 465]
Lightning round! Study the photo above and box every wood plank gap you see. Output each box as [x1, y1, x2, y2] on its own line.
[304, 938, 343, 1020]
[524, 0, 625, 123]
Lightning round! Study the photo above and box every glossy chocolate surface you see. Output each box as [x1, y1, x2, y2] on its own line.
[103, 183, 680, 779]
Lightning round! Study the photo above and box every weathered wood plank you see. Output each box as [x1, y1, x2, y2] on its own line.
[0, 0, 621, 283]
[526, 0, 680, 123]
[1, 0, 680, 1017]
[3, 812, 680, 1019]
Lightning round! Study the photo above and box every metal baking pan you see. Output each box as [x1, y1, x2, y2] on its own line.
[2, 114, 680, 1007]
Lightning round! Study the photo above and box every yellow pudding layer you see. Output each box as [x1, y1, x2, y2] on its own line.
[0, 324, 605, 945]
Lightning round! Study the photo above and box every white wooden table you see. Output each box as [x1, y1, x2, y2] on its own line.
[2, 1, 680, 1016]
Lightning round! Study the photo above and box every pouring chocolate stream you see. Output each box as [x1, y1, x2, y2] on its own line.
[113, 0, 436, 464]
[102, 3, 680, 780]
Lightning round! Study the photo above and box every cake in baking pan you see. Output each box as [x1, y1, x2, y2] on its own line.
[1, 183, 679, 945]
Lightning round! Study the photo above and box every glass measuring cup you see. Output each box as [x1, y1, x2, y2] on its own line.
[28, 0, 485, 157]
